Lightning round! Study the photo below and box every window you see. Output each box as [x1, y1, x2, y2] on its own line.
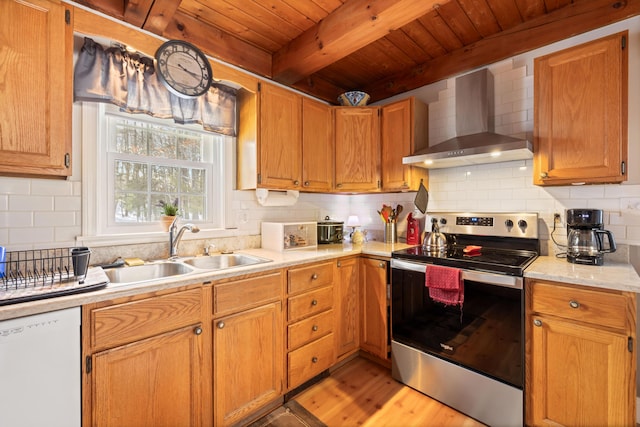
[81, 103, 232, 240]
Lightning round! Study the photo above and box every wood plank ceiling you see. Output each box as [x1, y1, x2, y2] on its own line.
[76, 0, 640, 104]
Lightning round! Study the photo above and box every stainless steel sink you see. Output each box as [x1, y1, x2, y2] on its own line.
[105, 262, 194, 284]
[183, 253, 271, 270]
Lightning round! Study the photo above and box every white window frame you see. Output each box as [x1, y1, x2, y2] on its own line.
[78, 102, 237, 247]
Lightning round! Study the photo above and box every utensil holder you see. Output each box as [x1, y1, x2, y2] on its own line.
[72, 247, 91, 283]
[384, 223, 397, 243]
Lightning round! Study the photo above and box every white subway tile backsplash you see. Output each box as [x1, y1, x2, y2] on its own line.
[10, 228, 55, 245]
[0, 178, 30, 195]
[10, 195, 54, 211]
[34, 212, 77, 227]
[0, 212, 33, 228]
[0, 195, 7, 211]
[54, 196, 82, 212]
[31, 180, 74, 196]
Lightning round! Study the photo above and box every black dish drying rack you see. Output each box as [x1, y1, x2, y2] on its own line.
[0, 247, 108, 306]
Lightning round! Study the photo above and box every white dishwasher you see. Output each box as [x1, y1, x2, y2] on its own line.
[0, 307, 81, 427]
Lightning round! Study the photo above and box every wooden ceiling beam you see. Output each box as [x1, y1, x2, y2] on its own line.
[272, 0, 450, 85]
[364, 0, 640, 102]
[162, 11, 273, 78]
[123, 0, 154, 27]
[142, 0, 182, 34]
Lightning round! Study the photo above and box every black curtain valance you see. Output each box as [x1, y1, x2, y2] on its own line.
[74, 37, 236, 137]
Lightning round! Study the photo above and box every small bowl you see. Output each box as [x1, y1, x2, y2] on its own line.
[337, 91, 370, 106]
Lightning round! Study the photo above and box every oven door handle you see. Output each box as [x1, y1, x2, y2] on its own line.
[391, 259, 523, 289]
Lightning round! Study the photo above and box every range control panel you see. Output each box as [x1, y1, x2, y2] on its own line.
[428, 212, 539, 239]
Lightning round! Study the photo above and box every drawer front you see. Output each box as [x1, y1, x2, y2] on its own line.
[91, 288, 202, 350]
[288, 286, 333, 322]
[288, 261, 334, 295]
[531, 281, 629, 330]
[288, 333, 335, 389]
[214, 271, 283, 316]
[288, 309, 334, 350]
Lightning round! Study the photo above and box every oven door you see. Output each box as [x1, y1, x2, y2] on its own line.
[390, 258, 524, 388]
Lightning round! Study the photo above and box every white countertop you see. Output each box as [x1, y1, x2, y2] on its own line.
[525, 255, 640, 293]
[0, 241, 411, 321]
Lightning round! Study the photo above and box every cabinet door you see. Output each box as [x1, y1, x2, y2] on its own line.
[360, 258, 388, 359]
[0, 0, 72, 177]
[259, 82, 302, 189]
[302, 98, 334, 192]
[528, 314, 634, 426]
[381, 98, 429, 191]
[334, 107, 381, 192]
[91, 325, 205, 427]
[533, 32, 627, 186]
[335, 257, 359, 358]
[214, 302, 284, 426]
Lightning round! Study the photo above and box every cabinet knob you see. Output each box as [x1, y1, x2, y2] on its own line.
[194, 326, 203, 335]
[569, 300, 580, 309]
[540, 172, 549, 179]
[312, 325, 319, 332]
[336, 183, 343, 188]
[311, 357, 318, 363]
[311, 273, 318, 280]
[337, 261, 342, 267]
[294, 180, 300, 186]
[217, 321, 225, 329]
[533, 319, 542, 327]
[378, 262, 385, 268]
[311, 299, 318, 306]
[304, 181, 310, 187]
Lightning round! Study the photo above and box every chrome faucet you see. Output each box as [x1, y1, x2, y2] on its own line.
[169, 217, 200, 258]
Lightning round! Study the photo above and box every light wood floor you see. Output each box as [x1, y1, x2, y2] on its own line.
[293, 357, 486, 427]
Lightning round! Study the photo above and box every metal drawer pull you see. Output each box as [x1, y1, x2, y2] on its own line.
[312, 357, 318, 363]
[311, 299, 318, 306]
[312, 325, 319, 331]
[569, 300, 580, 309]
[217, 321, 225, 329]
[312, 273, 318, 280]
[194, 326, 203, 335]
[533, 319, 542, 327]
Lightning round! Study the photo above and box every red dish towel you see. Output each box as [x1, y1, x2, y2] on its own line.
[425, 265, 464, 307]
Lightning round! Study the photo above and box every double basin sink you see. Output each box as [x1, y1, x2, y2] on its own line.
[104, 253, 272, 285]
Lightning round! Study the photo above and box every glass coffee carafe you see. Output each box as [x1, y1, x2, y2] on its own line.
[566, 209, 616, 266]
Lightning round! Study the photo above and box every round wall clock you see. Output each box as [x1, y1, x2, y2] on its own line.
[155, 40, 213, 98]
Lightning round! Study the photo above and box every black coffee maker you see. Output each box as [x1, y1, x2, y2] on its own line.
[566, 209, 616, 265]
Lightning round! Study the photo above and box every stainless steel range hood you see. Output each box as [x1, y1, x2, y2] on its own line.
[403, 69, 532, 169]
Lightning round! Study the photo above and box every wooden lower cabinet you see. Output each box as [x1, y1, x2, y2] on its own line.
[212, 271, 285, 426]
[335, 256, 360, 359]
[526, 279, 636, 426]
[360, 257, 389, 360]
[82, 286, 208, 427]
[286, 261, 336, 390]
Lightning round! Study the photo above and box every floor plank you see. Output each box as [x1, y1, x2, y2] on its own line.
[293, 357, 486, 427]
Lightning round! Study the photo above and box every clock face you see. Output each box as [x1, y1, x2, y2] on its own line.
[155, 40, 212, 98]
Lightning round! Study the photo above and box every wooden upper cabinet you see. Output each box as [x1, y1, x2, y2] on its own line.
[381, 97, 429, 191]
[0, 0, 72, 178]
[302, 97, 334, 192]
[258, 82, 303, 189]
[533, 31, 628, 186]
[334, 107, 381, 192]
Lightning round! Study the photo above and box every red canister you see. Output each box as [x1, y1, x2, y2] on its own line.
[406, 212, 420, 245]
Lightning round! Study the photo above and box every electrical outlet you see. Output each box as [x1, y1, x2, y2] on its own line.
[553, 213, 562, 226]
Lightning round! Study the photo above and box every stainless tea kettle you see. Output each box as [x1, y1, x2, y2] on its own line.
[422, 218, 447, 253]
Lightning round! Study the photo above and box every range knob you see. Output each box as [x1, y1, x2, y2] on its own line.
[505, 219, 514, 228]
[440, 218, 447, 225]
[518, 219, 528, 228]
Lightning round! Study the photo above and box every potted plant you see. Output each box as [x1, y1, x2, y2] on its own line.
[158, 198, 179, 232]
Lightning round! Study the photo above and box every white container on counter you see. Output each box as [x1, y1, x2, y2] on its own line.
[261, 221, 318, 251]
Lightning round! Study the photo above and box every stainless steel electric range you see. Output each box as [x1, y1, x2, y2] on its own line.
[390, 212, 539, 427]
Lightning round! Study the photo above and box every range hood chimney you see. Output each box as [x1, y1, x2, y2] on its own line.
[403, 69, 533, 169]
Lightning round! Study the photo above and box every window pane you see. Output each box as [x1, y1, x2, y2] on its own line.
[114, 122, 148, 154]
[151, 165, 179, 193]
[115, 192, 149, 223]
[181, 168, 206, 194]
[149, 127, 178, 159]
[181, 195, 205, 221]
[177, 136, 203, 161]
[151, 194, 179, 220]
[115, 160, 148, 191]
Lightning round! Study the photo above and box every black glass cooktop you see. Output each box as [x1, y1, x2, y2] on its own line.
[392, 234, 539, 276]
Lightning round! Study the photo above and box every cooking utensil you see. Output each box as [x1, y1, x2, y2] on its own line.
[414, 180, 428, 214]
[396, 204, 403, 218]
